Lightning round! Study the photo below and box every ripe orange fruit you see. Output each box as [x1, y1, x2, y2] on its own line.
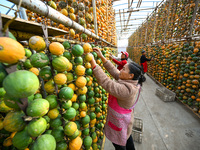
[69, 28, 75, 37]
[69, 136, 82, 150]
[47, 108, 59, 119]
[67, 62, 73, 71]
[75, 65, 85, 76]
[85, 62, 91, 69]
[29, 67, 39, 76]
[77, 86, 88, 94]
[0, 37, 25, 64]
[29, 36, 46, 52]
[84, 53, 93, 62]
[75, 76, 87, 88]
[61, 8, 68, 16]
[80, 111, 86, 118]
[83, 43, 92, 53]
[49, 42, 65, 56]
[68, 83, 76, 91]
[54, 73, 67, 85]
[71, 94, 77, 102]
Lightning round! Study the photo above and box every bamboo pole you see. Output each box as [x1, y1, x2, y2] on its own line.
[8, 0, 116, 47]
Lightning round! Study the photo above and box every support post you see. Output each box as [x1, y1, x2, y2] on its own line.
[19, 7, 28, 20]
[163, 0, 172, 41]
[152, 2, 158, 43]
[189, 0, 199, 37]
[123, 9, 125, 28]
[92, 0, 98, 35]
[119, 9, 122, 34]
[145, 14, 149, 44]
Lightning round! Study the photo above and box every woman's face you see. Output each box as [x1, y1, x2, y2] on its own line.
[121, 53, 126, 59]
[119, 64, 134, 80]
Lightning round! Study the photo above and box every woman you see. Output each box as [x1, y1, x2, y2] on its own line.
[110, 51, 129, 70]
[90, 48, 144, 150]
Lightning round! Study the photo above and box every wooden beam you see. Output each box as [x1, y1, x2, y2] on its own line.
[1, 14, 68, 36]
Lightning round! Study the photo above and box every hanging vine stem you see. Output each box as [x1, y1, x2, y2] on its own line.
[2, 0, 22, 33]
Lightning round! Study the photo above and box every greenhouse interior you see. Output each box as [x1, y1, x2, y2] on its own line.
[0, 0, 200, 150]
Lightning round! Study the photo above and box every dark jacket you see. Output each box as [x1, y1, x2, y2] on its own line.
[140, 55, 151, 64]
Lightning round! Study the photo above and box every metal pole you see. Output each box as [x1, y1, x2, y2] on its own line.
[116, 24, 141, 27]
[152, 3, 158, 43]
[115, 7, 155, 14]
[163, 0, 172, 41]
[5, 4, 16, 15]
[123, 9, 125, 28]
[106, 0, 108, 40]
[8, 0, 115, 47]
[124, 11, 132, 31]
[145, 14, 149, 44]
[19, 7, 28, 20]
[92, 0, 98, 35]
[189, 0, 199, 37]
[116, 18, 146, 22]
[119, 9, 122, 35]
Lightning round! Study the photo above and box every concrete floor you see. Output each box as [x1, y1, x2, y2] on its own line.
[104, 74, 200, 150]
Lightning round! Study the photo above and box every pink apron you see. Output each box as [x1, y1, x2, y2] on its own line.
[104, 86, 141, 146]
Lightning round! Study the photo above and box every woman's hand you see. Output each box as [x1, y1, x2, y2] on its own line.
[93, 47, 107, 64]
[90, 53, 97, 69]
[109, 54, 113, 60]
[93, 48, 103, 58]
